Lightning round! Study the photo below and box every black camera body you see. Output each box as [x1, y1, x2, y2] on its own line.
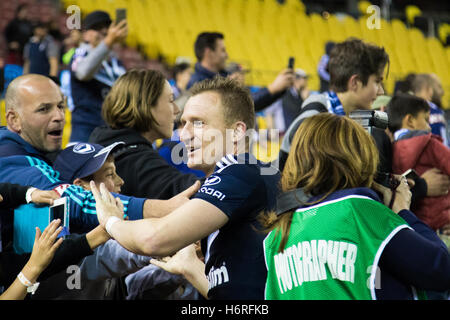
[348, 110, 388, 135]
[349, 109, 394, 190]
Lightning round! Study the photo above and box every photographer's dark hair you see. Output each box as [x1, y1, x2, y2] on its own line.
[386, 93, 430, 133]
[328, 38, 389, 92]
[194, 32, 224, 61]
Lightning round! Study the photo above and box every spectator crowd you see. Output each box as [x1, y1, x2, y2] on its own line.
[0, 3, 449, 302]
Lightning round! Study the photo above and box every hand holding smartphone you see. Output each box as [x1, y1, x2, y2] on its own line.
[49, 197, 70, 238]
[288, 56, 295, 69]
[116, 8, 127, 24]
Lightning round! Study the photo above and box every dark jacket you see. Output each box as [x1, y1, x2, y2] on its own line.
[0, 183, 28, 209]
[89, 126, 200, 200]
[0, 183, 28, 247]
[187, 62, 285, 112]
[186, 62, 228, 90]
[392, 130, 450, 230]
[0, 183, 94, 291]
[281, 87, 304, 129]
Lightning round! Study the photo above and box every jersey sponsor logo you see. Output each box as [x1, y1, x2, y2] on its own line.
[199, 186, 226, 201]
[273, 240, 357, 294]
[203, 175, 221, 187]
[207, 263, 230, 290]
[73, 143, 95, 154]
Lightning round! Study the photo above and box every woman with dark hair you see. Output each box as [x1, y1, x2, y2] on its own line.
[89, 68, 199, 199]
[262, 113, 450, 300]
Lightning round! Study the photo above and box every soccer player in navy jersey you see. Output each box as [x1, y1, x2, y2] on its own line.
[92, 77, 281, 300]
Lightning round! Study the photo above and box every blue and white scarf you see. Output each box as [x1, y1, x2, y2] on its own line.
[325, 91, 346, 116]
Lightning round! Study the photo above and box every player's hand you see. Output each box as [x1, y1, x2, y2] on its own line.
[166, 180, 201, 212]
[91, 181, 124, 227]
[150, 244, 199, 276]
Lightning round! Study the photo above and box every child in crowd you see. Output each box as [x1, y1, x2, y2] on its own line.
[52, 142, 197, 300]
[53, 142, 124, 194]
[23, 22, 59, 80]
[387, 93, 450, 234]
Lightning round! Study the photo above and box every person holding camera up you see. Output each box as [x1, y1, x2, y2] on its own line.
[70, 10, 128, 143]
[262, 113, 450, 300]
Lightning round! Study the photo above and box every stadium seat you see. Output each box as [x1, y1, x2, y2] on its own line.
[0, 99, 6, 127]
[405, 5, 422, 26]
[438, 23, 450, 45]
[357, 0, 372, 16]
[60, 0, 449, 109]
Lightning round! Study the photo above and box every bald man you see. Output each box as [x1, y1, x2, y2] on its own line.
[0, 75, 199, 299]
[0, 74, 198, 234]
[4, 74, 65, 155]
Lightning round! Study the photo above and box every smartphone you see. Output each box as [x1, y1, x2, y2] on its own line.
[402, 168, 420, 181]
[49, 197, 70, 238]
[116, 8, 127, 24]
[288, 56, 295, 69]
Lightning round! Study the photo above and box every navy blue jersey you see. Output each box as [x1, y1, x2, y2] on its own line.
[70, 43, 125, 128]
[193, 153, 280, 300]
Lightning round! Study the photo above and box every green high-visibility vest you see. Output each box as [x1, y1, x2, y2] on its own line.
[264, 194, 422, 300]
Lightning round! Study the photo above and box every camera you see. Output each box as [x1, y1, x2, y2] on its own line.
[348, 110, 388, 135]
[49, 197, 70, 238]
[349, 109, 396, 190]
[374, 171, 400, 190]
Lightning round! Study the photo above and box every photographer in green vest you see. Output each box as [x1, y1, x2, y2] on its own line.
[262, 113, 450, 300]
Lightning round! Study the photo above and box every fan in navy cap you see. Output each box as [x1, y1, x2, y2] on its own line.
[69, 10, 127, 143]
[83, 10, 112, 31]
[53, 142, 125, 193]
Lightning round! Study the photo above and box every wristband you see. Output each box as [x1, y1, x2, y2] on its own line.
[25, 187, 37, 203]
[105, 216, 121, 238]
[17, 272, 40, 295]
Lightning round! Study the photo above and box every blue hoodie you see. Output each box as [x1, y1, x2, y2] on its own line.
[0, 127, 145, 234]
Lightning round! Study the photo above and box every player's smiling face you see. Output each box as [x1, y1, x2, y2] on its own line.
[179, 91, 229, 175]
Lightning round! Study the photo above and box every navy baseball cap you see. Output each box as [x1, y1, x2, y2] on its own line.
[53, 142, 124, 183]
[83, 10, 112, 31]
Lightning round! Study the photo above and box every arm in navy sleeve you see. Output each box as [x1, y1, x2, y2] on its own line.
[379, 209, 450, 291]
[120, 195, 146, 221]
[252, 87, 286, 112]
[0, 183, 29, 209]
